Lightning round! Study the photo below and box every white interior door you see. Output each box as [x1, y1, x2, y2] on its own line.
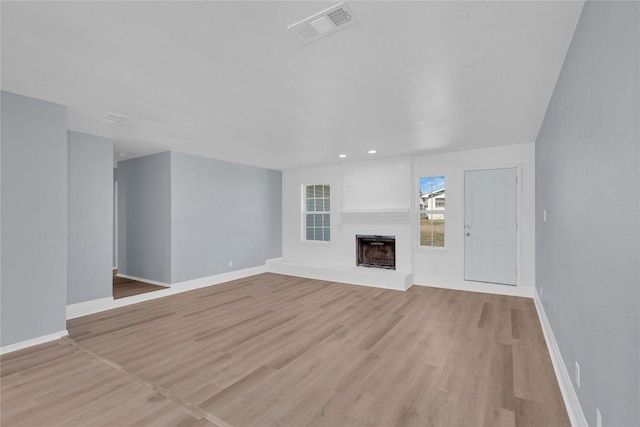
[464, 168, 517, 286]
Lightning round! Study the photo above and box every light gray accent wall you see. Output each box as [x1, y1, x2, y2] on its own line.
[1, 91, 68, 346]
[117, 152, 171, 283]
[535, 2, 639, 426]
[67, 131, 114, 305]
[170, 152, 282, 283]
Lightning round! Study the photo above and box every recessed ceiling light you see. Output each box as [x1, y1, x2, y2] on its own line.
[338, 154, 347, 158]
[368, 150, 377, 154]
[118, 152, 126, 157]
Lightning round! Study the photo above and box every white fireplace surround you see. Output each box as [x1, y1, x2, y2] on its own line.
[268, 209, 413, 291]
[341, 209, 412, 273]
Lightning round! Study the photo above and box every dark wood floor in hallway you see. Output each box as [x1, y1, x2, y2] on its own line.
[113, 270, 166, 299]
[1, 273, 569, 427]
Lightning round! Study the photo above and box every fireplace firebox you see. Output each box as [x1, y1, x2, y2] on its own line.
[356, 235, 396, 270]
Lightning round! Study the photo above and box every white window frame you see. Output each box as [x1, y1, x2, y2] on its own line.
[303, 184, 331, 242]
[419, 176, 446, 248]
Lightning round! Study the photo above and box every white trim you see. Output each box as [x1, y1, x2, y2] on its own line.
[533, 288, 588, 427]
[115, 273, 171, 287]
[461, 165, 523, 287]
[414, 171, 446, 251]
[66, 296, 115, 319]
[0, 330, 69, 355]
[303, 183, 332, 243]
[66, 264, 269, 320]
[170, 265, 267, 292]
[413, 275, 535, 298]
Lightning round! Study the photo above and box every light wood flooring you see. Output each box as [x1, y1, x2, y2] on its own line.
[1, 273, 569, 427]
[113, 272, 166, 299]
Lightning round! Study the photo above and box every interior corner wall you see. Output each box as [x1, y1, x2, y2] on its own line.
[1, 91, 68, 346]
[67, 131, 114, 304]
[117, 152, 171, 284]
[535, 2, 640, 426]
[169, 152, 282, 283]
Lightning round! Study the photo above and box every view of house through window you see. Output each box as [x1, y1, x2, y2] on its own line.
[419, 176, 445, 247]
[305, 184, 330, 241]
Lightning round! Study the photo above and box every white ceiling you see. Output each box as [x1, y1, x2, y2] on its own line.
[1, 1, 584, 170]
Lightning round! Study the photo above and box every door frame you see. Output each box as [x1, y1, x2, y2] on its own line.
[460, 164, 522, 287]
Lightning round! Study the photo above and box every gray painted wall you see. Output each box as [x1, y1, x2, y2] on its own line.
[170, 152, 282, 283]
[535, 2, 639, 426]
[1, 91, 68, 346]
[113, 168, 117, 268]
[117, 152, 171, 283]
[67, 131, 114, 305]
[116, 151, 282, 284]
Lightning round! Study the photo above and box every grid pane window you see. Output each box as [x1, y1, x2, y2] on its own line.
[419, 176, 445, 247]
[305, 184, 330, 242]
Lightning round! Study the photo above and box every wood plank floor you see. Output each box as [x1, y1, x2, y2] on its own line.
[113, 274, 166, 299]
[1, 273, 570, 427]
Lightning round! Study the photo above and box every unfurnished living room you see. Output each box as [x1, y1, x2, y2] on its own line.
[1, 1, 638, 426]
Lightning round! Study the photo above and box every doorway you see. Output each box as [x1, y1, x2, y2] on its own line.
[464, 168, 517, 286]
[113, 167, 164, 299]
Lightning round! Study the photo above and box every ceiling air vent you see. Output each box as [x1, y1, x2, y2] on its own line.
[288, 2, 356, 45]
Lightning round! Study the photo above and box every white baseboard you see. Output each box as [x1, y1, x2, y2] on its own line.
[0, 330, 69, 355]
[66, 265, 269, 320]
[115, 273, 170, 287]
[66, 296, 115, 319]
[533, 289, 587, 427]
[413, 275, 535, 298]
[170, 265, 268, 292]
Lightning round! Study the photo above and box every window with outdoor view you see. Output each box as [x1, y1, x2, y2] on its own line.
[305, 184, 330, 241]
[419, 176, 445, 247]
